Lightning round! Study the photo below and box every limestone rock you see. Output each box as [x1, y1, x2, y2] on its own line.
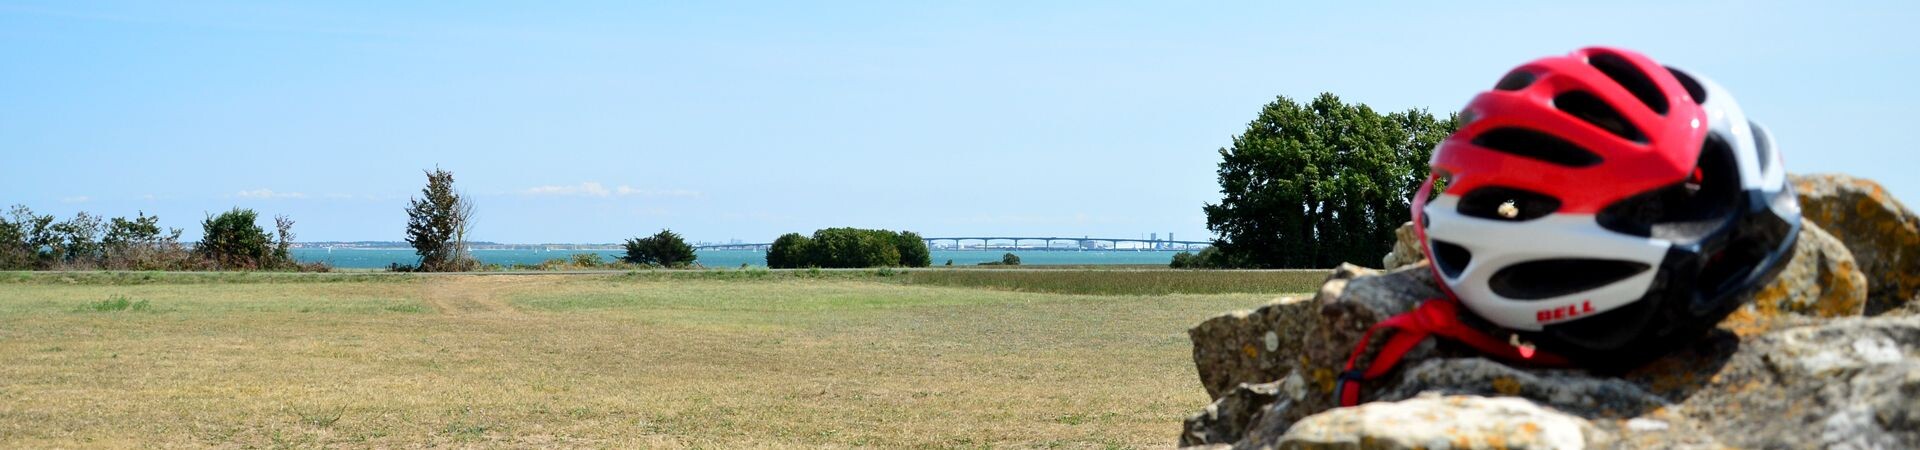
[1746, 222, 1868, 319]
[1189, 297, 1319, 400]
[1271, 394, 1600, 450]
[1793, 173, 1920, 314]
[1186, 263, 1445, 443]
[1379, 358, 1667, 418]
[1380, 221, 1424, 270]
[1681, 315, 1920, 449]
[1180, 375, 1304, 447]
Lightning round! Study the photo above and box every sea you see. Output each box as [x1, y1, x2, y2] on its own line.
[290, 248, 1188, 269]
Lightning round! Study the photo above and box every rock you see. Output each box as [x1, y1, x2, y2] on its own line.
[1379, 358, 1667, 418]
[1180, 376, 1302, 447]
[1186, 263, 1445, 443]
[1380, 221, 1424, 270]
[1189, 297, 1320, 400]
[1270, 394, 1600, 450]
[1679, 315, 1920, 449]
[1746, 222, 1869, 320]
[1793, 173, 1920, 315]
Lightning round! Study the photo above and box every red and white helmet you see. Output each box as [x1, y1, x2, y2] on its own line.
[1415, 47, 1800, 367]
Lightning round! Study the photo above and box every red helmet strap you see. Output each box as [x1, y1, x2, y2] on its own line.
[1334, 297, 1572, 407]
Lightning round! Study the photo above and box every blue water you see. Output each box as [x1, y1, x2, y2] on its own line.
[291, 248, 1187, 269]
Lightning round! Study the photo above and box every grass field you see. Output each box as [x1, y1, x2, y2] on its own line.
[0, 269, 1311, 448]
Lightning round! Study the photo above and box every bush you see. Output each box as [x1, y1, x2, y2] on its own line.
[769, 228, 929, 269]
[196, 208, 292, 270]
[623, 229, 697, 268]
[571, 252, 605, 268]
[1170, 251, 1196, 269]
[767, 233, 811, 269]
[1001, 252, 1021, 266]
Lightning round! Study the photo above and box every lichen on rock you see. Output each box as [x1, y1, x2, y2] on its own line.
[1793, 173, 1920, 315]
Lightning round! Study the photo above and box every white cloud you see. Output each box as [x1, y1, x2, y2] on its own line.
[236, 188, 307, 199]
[524, 182, 702, 199]
[524, 182, 611, 198]
[616, 186, 703, 198]
[60, 196, 90, 203]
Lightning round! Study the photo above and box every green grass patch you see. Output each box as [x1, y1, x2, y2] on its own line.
[79, 295, 152, 312]
[896, 269, 1328, 295]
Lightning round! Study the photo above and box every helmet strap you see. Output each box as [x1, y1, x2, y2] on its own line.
[1334, 297, 1571, 407]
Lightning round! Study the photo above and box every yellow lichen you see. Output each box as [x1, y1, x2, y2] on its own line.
[1491, 376, 1522, 396]
[1242, 343, 1259, 360]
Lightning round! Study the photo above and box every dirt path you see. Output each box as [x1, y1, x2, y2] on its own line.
[421, 275, 532, 316]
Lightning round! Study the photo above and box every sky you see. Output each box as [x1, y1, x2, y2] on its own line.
[1, 1, 1914, 244]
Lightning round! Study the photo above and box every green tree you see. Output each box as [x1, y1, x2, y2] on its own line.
[1000, 252, 1021, 266]
[1170, 251, 1195, 269]
[806, 228, 901, 268]
[623, 229, 697, 268]
[405, 168, 476, 272]
[1202, 93, 1457, 268]
[103, 212, 185, 270]
[48, 211, 103, 265]
[196, 208, 278, 269]
[767, 233, 812, 268]
[0, 205, 55, 269]
[893, 231, 931, 268]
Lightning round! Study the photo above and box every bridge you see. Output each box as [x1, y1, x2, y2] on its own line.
[693, 237, 1213, 252]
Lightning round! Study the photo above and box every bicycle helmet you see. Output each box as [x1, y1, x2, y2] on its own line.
[1413, 47, 1801, 368]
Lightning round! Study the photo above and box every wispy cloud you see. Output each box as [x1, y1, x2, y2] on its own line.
[616, 186, 703, 198]
[236, 188, 307, 199]
[60, 196, 90, 203]
[525, 182, 612, 197]
[524, 182, 702, 199]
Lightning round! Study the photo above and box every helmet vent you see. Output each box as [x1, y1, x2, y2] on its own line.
[1458, 186, 1560, 222]
[1488, 259, 1651, 301]
[1494, 70, 1536, 91]
[1554, 91, 1648, 143]
[1595, 133, 1743, 240]
[1668, 66, 1707, 105]
[1430, 240, 1472, 278]
[1471, 127, 1603, 167]
[1587, 52, 1670, 116]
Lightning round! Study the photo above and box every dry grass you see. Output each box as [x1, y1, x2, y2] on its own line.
[896, 269, 1328, 295]
[0, 271, 1288, 448]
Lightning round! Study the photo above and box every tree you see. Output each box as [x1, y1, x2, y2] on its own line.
[1202, 93, 1458, 268]
[1001, 252, 1021, 266]
[767, 233, 812, 268]
[197, 208, 279, 269]
[0, 205, 55, 269]
[48, 211, 102, 265]
[103, 212, 185, 270]
[623, 229, 697, 268]
[405, 168, 477, 272]
[894, 231, 931, 268]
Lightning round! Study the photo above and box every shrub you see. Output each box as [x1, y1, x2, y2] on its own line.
[772, 227, 927, 269]
[767, 233, 811, 269]
[571, 252, 604, 268]
[623, 229, 696, 268]
[196, 208, 283, 270]
[1170, 251, 1196, 269]
[1001, 252, 1021, 266]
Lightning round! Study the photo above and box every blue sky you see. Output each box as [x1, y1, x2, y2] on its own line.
[1, 1, 1914, 244]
